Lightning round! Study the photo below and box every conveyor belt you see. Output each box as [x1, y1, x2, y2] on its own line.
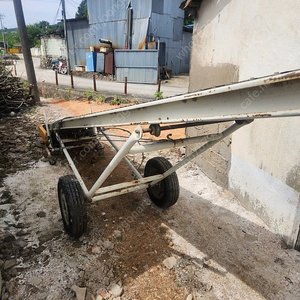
[51, 69, 300, 131]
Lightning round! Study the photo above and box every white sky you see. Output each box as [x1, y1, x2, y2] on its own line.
[0, 0, 78, 29]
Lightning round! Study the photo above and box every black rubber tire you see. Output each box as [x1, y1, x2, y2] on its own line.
[58, 175, 87, 238]
[49, 157, 57, 165]
[144, 157, 179, 209]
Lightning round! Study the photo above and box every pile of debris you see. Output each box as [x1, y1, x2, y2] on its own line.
[0, 61, 33, 115]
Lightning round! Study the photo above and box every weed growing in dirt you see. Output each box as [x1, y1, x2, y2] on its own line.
[84, 87, 96, 101]
[63, 88, 71, 100]
[116, 236, 123, 242]
[154, 91, 163, 100]
[110, 94, 122, 105]
[115, 94, 122, 105]
[132, 94, 139, 104]
[96, 94, 105, 104]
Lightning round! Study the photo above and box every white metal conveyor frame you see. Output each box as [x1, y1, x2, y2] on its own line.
[42, 70, 300, 237]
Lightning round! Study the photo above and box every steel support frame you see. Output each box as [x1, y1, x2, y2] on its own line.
[54, 120, 251, 203]
[49, 70, 300, 205]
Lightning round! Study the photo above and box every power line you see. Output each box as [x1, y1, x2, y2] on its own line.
[68, 0, 80, 5]
[66, 0, 77, 10]
[66, 11, 72, 18]
[65, 0, 77, 19]
[53, 1, 61, 24]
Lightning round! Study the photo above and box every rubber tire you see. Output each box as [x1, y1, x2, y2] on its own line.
[49, 157, 57, 165]
[144, 157, 179, 209]
[58, 175, 87, 238]
[60, 67, 68, 75]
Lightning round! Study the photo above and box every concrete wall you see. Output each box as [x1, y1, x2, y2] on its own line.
[187, 0, 300, 247]
[40, 37, 67, 58]
[30, 47, 41, 57]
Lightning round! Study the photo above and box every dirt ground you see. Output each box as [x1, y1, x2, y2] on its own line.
[0, 98, 300, 300]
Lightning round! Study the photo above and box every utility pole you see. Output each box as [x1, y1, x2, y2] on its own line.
[0, 14, 6, 52]
[13, 0, 40, 102]
[61, 0, 70, 73]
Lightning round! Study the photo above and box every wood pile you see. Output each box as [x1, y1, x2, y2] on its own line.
[0, 61, 33, 114]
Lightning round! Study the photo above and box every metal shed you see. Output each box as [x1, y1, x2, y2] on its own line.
[66, 0, 192, 78]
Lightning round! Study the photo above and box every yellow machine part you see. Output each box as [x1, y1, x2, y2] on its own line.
[38, 126, 49, 143]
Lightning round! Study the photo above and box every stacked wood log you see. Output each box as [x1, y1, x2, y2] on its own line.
[0, 61, 33, 114]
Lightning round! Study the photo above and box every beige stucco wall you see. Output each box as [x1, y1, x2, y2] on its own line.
[187, 0, 300, 247]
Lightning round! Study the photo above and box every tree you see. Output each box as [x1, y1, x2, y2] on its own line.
[75, 0, 87, 19]
[26, 26, 40, 47]
[4, 21, 64, 49]
[25, 21, 50, 47]
[5, 29, 20, 48]
[184, 9, 194, 25]
[37, 21, 50, 30]
[51, 21, 64, 33]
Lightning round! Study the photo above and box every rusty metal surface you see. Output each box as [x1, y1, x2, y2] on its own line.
[94, 174, 163, 196]
[182, 70, 300, 99]
[52, 69, 300, 206]
[66, 1, 153, 69]
[92, 183, 149, 202]
[52, 70, 300, 130]
[263, 71, 300, 83]
[105, 52, 114, 75]
[132, 18, 149, 49]
[66, 0, 191, 74]
[87, 0, 151, 49]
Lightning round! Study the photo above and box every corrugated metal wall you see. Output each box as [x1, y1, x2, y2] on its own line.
[88, 0, 151, 24]
[66, 19, 90, 68]
[149, 0, 191, 74]
[115, 49, 159, 84]
[87, 0, 151, 49]
[66, 0, 192, 74]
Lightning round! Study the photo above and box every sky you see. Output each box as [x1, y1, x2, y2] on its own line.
[0, 0, 79, 29]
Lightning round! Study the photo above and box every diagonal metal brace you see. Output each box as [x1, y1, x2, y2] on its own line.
[86, 125, 143, 200]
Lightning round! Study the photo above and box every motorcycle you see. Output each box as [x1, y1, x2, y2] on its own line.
[51, 57, 68, 75]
